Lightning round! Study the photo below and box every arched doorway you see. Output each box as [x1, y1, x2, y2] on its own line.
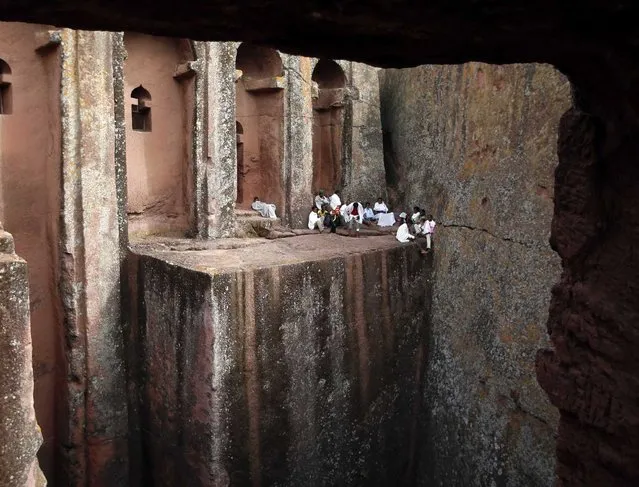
[235, 43, 285, 209]
[312, 59, 346, 194]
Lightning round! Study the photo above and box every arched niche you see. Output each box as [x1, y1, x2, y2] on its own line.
[234, 43, 285, 209]
[311, 59, 346, 194]
[131, 85, 151, 132]
[0, 59, 12, 114]
[123, 32, 196, 237]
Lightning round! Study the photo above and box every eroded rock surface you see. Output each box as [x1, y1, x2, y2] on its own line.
[380, 63, 572, 486]
[0, 228, 46, 487]
[129, 234, 432, 486]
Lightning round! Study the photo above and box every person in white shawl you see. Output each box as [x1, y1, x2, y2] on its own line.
[421, 214, 436, 249]
[396, 212, 415, 243]
[342, 201, 364, 235]
[329, 190, 342, 210]
[308, 206, 324, 232]
[251, 196, 277, 219]
[373, 197, 389, 214]
[314, 190, 330, 210]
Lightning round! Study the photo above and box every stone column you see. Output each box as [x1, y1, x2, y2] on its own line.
[282, 54, 314, 228]
[58, 29, 128, 486]
[202, 41, 236, 238]
[342, 62, 386, 202]
[0, 227, 46, 487]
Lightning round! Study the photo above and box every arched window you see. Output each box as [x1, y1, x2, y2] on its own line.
[312, 59, 346, 89]
[131, 85, 151, 132]
[0, 59, 13, 115]
[236, 43, 283, 78]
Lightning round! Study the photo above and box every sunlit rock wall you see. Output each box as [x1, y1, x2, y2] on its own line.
[379, 63, 572, 486]
[131, 241, 432, 486]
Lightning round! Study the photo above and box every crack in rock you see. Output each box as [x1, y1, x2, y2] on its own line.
[441, 222, 544, 249]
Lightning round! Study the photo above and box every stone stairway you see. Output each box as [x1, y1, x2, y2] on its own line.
[234, 208, 281, 237]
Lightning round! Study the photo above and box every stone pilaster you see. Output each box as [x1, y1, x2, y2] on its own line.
[342, 62, 386, 202]
[282, 54, 314, 227]
[0, 226, 46, 487]
[58, 29, 129, 486]
[191, 41, 208, 238]
[203, 41, 236, 238]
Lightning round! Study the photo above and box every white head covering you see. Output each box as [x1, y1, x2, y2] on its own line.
[399, 212, 407, 219]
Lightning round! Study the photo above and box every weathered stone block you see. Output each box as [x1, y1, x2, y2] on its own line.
[131, 235, 432, 486]
[0, 243, 45, 487]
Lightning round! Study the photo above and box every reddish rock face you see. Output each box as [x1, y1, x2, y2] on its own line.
[0, 22, 63, 481]
[235, 43, 285, 211]
[124, 33, 195, 237]
[312, 59, 346, 194]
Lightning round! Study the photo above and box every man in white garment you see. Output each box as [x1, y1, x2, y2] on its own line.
[396, 212, 415, 243]
[373, 197, 389, 214]
[329, 190, 342, 210]
[342, 201, 364, 235]
[308, 206, 324, 232]
[314, 190, 330, 210]
[411, 206, 422, 231]
[422, 214, 436, 249]
[363, 202, 376, 225]
[251, 197, 277, 219]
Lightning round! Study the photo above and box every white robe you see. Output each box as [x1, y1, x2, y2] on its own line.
[396, 223, 415, 243]
[374, 201, 388, 213]
[363, 207, 376, 220]
[315, 195, 329, 209]
[422, 219, 436, 234]
[308, 210, 321, 229]
[251, 200, 277, 219]
[329, 193, 342, 210]
[342, 202, 364, 224]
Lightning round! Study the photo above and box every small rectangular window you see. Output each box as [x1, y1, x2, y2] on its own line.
[0, 84, 11, 115]
[132, 104, 151, 132]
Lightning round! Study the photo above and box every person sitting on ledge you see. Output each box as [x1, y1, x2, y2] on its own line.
[342, 201, 364, 236]
[308, 206, 324, 233]
[329, 189, 342, 210]
[319, 204, 331, 229]
[314, 189, 330, 210]
[363, 202, 376, 225]
[374, 197, 389, 214]
[330, 202, 344, 233]
[251, 196, 277, 219]
[396, 212, 415, 243]
[411, 206, 422, 227]
[422, 214, 436, 250]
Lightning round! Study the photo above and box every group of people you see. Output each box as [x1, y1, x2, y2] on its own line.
[308, 190, 395, 235]
[395, 206, 437, 250]
[251, 190, 436, 250]
[308, 189, 436, 250]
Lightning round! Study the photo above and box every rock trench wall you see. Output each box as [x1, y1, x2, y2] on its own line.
[0, 229, 46, 487]
[130, 243, 432, 486]
[379, 63, 572, 486]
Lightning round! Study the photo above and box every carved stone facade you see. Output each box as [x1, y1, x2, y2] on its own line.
[0, 24, 384, 486]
